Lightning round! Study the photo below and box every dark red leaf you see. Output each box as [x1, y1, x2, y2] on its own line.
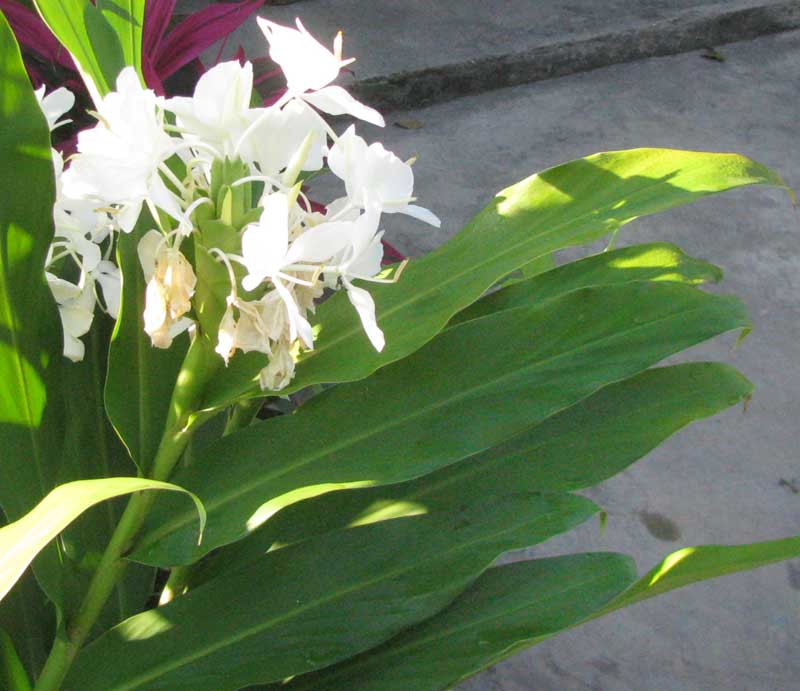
[154, 0, 265, 80]
[143, 0, 176, 56]
[0, 0, 75, 69]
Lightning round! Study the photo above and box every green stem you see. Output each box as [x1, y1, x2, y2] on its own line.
[34, 337, 219, 691]
[33, 430, 191, 691]
[224, 397, 264, 436]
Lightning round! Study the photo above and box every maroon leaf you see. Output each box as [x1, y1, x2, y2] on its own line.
[154, 0, 265, 80]
[143, 0, 176, 57]
[0, 0, 75, 70]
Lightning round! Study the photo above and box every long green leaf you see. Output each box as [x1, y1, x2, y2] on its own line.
[105, 220, 189, 471]
[133, 281, 748, 566]
[0, 569, 53, 685]
[449, 242, 722, 328]
[0, 478, 205, 604]
[0, 628, 32, 691]
[273, 554, 637, 691]
[58, 321, 155, 633]
[0, 10, 68, 609]
[188, 362, 751, 584]
[598, 536, 800, 616]
[33, 0, 126, 98]
[67, 494, 596, 691]
[202, 149, 784, 408]
[96, 0, 144, 77]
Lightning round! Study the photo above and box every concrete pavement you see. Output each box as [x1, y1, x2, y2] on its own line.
[182, 0, 800, 109]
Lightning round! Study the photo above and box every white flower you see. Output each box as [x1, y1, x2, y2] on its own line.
[46, 273, 96, 362]
[330, 208, 386, 351]
[166, 61, 254, 158]
[62, 68, 182, 231]
[35, 86, 75, 131]
[138, 230, 196, 348]
[241, 99, 326, 176]
[327, 126, 440, 226]
[258, 340, 296, 391]
[258, 17, 384, 127]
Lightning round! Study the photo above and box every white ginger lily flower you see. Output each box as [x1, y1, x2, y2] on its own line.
[259, 339, 296, 391]
[239, 192, 352, 348]
[138, 230, 196, 348]
[166, 61, 254, 159]
[46, 273, 96, 362]
[215, 289, 290, 365]
[327, 126, 440, 227]
[35, 86, 75, 131]
[92, 260, 121, 319]
[258, 17, 384, 127]
[62, 68, 182, 232]
[241, 99, 326, 176]
[329, 208, 387, 351]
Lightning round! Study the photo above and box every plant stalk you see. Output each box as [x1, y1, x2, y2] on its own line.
[33, 430, 191, 691]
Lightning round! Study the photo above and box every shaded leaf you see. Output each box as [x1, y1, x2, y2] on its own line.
[105, 219, 189, 471]
[189, 362, 751, 583]
[132, 281, 748, 566]
[68, 494, 596, 691]
[275, 554, 637, 691]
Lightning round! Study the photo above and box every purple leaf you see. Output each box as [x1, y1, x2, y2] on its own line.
[0, 0, 75, 69]
[143, 0, 176, 57]
[154, 0, 265, 80]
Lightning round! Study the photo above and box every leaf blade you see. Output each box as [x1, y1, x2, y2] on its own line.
[0, 478, 205, 604]
[133, 282, 749, 566]
[203, 149, 784, 408]
[68, 494, 596, 691]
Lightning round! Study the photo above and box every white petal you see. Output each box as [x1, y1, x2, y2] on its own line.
[303, 86, 384, 127]
[62, 332, 85, 362]
[403, 204, 441, 228]
[94, 261, 121, 319]
[344, 280, 384, 351]
[273, 279, 314, 349]
[118, 200, 143, 233]
[137, 229, 164, 281]
[285, 220, 355, 265]
[258, 17, 347, 93]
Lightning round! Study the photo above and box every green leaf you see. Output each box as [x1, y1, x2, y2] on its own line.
[67, 494, 597, 691]
[0, 478, 205, 605]
[0, 569, 53, 684]
[33, 0, 127, 98]
[598, 536, 800, 616]
[189, 362, 751, 584]
[0, 10, 68, 607]
[453, 361, 753, 493]
[58, 322, 156, 633]
[105, 220, 189, 471]
[96, 0, 144, 78]
[132, 281, 748, 566]
[273, 554, 637, 691]
[202, 149, 785, 408]
[449, 242, 722, 328]
[0, 628, 32, 691]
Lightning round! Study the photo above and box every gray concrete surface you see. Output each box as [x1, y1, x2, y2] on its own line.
[181, 0, 800, 108]
[349, 30, 798, 691]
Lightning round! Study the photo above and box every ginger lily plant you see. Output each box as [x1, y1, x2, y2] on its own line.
[1, 3, 799, 691]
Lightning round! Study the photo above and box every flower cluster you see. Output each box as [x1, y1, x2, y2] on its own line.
[39, 18, 438, 389]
